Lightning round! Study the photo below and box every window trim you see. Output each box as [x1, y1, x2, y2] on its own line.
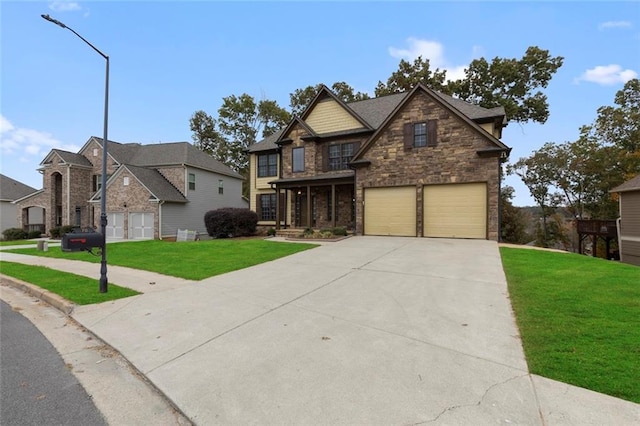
[188, 173, 196, 191]
[292, 147, 305, 173]
[257, 153, 278, 178]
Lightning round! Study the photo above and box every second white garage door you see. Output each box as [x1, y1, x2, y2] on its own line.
[364, 186, 416, 236]
[423, 183, 487, 239]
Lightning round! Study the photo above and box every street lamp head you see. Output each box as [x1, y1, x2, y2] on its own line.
[41, 14, 67, 29]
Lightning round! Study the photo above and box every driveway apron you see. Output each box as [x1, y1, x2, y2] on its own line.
[70, 237, 542, 424]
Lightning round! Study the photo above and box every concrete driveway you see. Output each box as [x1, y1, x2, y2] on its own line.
[69, 237, 639, 425]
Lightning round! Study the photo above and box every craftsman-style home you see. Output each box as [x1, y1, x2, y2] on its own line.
[15, 137, 245, 240]
[248, 84, 511, 240]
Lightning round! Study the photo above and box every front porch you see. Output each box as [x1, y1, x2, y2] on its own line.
[270, 172, 355, 232]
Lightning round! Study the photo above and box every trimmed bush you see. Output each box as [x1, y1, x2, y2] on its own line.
[61, 225, 75, 235]
[27, 230, 42, 239]
[2, 228, 27, 241]
[266, 227, 276, 237]
[50, 227, 61, 239]
[204, 208, 258, 238]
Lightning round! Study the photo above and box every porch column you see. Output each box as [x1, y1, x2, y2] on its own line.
[306, 185, 312, 229]
[331, 184, 336, 228]
[275, 187, 281, 230]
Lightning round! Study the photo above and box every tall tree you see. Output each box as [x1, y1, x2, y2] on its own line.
[376, 46, 564, 124]
[594, 78, 640, 153]
[189, 110, 229, 164]
[500, 185, 531, 244]
[375, 56, 448, 97]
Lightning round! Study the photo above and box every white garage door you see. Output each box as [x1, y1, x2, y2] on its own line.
[423, 183, 487, 239]
[105, 213, 124, 239]
[129, 212, 154, 240]
[364, 186, 416, 236]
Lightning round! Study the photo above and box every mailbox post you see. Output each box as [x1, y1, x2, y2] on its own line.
[42, 14, 110, 292]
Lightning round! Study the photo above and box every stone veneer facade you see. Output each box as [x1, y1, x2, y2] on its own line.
[354, 91, 501, 240]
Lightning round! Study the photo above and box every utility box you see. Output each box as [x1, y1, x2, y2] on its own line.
[61, 233, 104, 252]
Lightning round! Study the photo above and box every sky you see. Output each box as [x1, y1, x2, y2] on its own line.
[1, 0, 639, 206]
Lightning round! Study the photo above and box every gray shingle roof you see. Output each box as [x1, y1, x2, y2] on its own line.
[124, 165, 188, 202]
[0, 174, 38, 201]
[610, 175, 640, 193]
[92, 138, 243, 179]
[248, 88, 506, 152]
[49, 149, 93, 167]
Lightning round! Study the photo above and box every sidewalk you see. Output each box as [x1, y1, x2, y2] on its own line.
[2, 237, 639, 425]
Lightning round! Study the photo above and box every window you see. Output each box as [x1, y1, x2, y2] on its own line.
[258, 153, 277, 177]
[328, 143, 354, 171]
[93, 148, 98, 156]
[124, 176, 130, 186]
[93, 175, 102, 192]
[218, 179, 224, 195]
[414, 122, 427, 147]
[292, 147, 305, 172]
[74, 207, 82, 227]
[188, 173, 196, 190]
[260, 194, 276, 221]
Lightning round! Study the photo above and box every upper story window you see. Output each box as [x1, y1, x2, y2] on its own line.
[404, 120, 437, 150]
[292, 147, 305, 173]
[414, 122, 427, 147]
[328, 143, 354, 171]
[218, 179, 224, 195]
[188, 173, 196, 190]
[258, 153, 278, 177]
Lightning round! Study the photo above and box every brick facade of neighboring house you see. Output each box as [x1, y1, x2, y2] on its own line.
[248, 84, 510, 240]
[610, 175, 640, 266]
[0, 174, 42, 237]
[15, 137, 246, 240]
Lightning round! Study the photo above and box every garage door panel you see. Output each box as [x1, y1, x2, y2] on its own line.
[424, 183, 486, 239]
[364, 187, 416, 236]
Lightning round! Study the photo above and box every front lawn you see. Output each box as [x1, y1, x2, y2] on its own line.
[0, 261, 140, 304]
[500, 247, 640, 403]
[7, 239, 317, 280]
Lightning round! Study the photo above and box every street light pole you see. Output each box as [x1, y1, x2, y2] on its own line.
[42, 14, 109, 293]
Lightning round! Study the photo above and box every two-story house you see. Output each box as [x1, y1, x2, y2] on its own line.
[15, 137, 246, 240]
[248, 83, 511, 240]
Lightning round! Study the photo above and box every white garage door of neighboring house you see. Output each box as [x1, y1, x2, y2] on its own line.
[105, 213, 124, 239]
[364, 186, 416, 237]
[423, 183, 487, 239]
[129, 213, 154, 240]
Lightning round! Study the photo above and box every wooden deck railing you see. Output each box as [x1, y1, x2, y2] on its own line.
[576, 219, 617, 237]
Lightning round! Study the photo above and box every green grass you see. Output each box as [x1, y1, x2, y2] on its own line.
[0, 240, 50, 247]
[7, 239, 318, 280]
[0, 261, 140, 304]
[500, 247, 640, 403]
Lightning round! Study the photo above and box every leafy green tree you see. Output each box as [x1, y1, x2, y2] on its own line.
[595, 78, 640, 153]
[507, 146, 563, 247]
[376, 46, 564, 124]
[190, 110, 229, 164]
[500, 185, 531, 244]
[374, 57, 448, 97]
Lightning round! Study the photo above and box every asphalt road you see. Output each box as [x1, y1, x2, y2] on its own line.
[0, 300, 106, 426]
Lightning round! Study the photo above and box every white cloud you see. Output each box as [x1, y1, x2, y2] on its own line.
[575, 64, 638, 85]
[598, 21, 632, 30]
[48, 1, 81, 12]
[388, 37, 471, 81]
[0, 115, 80, 157]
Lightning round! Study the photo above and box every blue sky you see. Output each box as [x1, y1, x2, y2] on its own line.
[1, 1, 639, 206]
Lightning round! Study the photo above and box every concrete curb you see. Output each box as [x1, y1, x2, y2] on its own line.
[0, 274, 75, 314]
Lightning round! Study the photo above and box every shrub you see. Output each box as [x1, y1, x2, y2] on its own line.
[27, 230, 42, 239]
[331, 227, 347, 236]
[204, 208, 258, 238]
[266, 227, 276, 237]
[50, 227, 61, 239]
[2, 228, 27, 241]
[61, 225, 75, 235]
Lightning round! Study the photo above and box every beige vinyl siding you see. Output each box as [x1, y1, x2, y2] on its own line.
[423, 183, 487, 239]
[251, 153, 278, 190]
[620, 192, 640, 237]
[305, 99, 363, 134]
[364, 186, 416, 236]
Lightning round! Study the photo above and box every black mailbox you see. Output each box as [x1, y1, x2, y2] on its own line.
[61, 232, 104, 252]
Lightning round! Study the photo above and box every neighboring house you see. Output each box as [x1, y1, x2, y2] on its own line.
[611, 175, 640, 266]
[248, 84, 511, 240]
[15, 137, 245, 240]
[0, 174, 43, 238]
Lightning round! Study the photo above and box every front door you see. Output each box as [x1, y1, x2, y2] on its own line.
[296, 194, 308, 228]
